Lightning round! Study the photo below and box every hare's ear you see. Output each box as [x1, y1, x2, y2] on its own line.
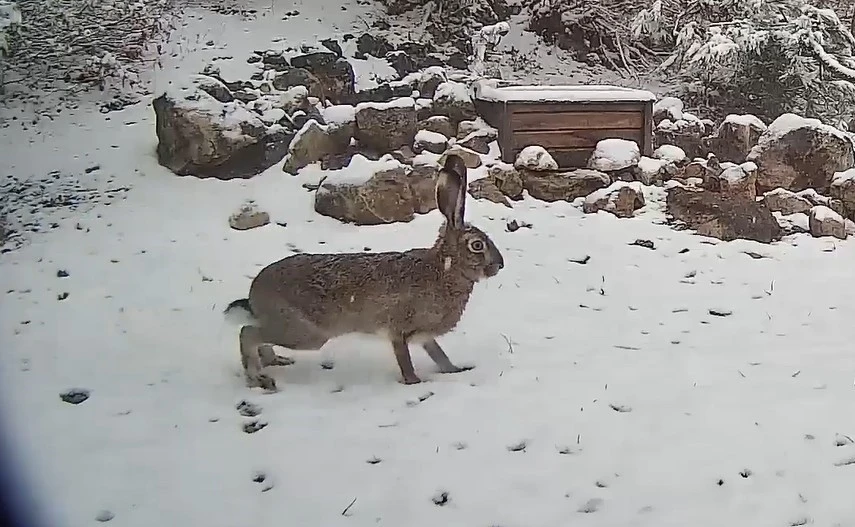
[436, 154, 467, 230]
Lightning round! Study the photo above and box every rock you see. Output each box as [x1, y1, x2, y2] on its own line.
[795, 189, 847, 218]
[271, 67, 315, 92]
[320, 38, 343, 57]
[706, 164, 757, 201]
[440, 145, 482, 168]
[261, 50, 290, 70]
[467, 163, 524, 207]
[653, 96, 684, 124]
[808, 205, 847, 239]
[637, 156, 673, 185]
[522, 169, 610, 202]
[458, 130, 492, 154]
[357, 33, 393, 58]
[229, 202, 270, 230]
[283, 119, 352, 174]
[385, 50, 418, 77]
[95, 510, 115, 523]
[314, 155, 436, 224]
[830, 168, 855, 220]
[746, 113, 855, 193]
[389, 145, 416, 165]
[456, 118, 498, 140]
[432, 81, 476, 127]
[588, 139, 641, 172]
[583, 181, 645, 218]
[665, 185, 782, 243]
[193, 75, 233, 103]
[153, 84, 288, 179]
[655, 117, 710, 160]
[415, 67, 447, 99]
[288, 52, 355, 104]
[408, 163, 440, 213]
[652, 144, 686, 165]
[708, 114, 767, 163]
[419, 115, 456, 139]
[413, 129, 448, 154]
[762, 188, 813, 215]
[60, 389, 90, 404]
[774, 212, 810, 236]
[350, 83, 395, 104]
[515, 145, 558, 171]
[355, 98, 418, 153]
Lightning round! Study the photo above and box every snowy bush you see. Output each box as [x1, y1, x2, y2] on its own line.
[632, 0, 855, 121]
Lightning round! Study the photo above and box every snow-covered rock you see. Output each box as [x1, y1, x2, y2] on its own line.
[152, 81, 289, 179]
[708, 114, 767, 163]
[413, 129, 448, 155]
[808, 205, 847, 240]
[774, 211, 810, 235]
[588, 138, 641, 172]
[441, 144, 482, 169]
[582, 181, 645, 218]
[515, 146, 558, 171]
[432, 81, 477, 126]
[762, 188, 813, 215]
[419, 115, 456, 139]
[355, 97, 418, 153]
[653, 96, 684, 123]
[522, 169, 610, 203]
[456, 118, 498, 140]
[666, 186, 782, 243]
[746, 113, 855, 193]
[637, 156, 672, 185]
[314, 155, 437, 224]
[457, 129, 493, 154]
[229, 202, 270, 231]
[283, 119, 352, 175]
[710, 164, 757, 201]
[829, 168, 855, 220]
[653, 144, 686, 165]
[468, 162, 524, 208]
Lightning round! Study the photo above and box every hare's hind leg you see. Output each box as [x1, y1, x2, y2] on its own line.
[259, 345, 295, 367]
[240, 325, 278, 391]
[423, 339, 473, 374]
[391, 334, 422, 385]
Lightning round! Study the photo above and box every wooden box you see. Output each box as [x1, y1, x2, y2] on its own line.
[472, 83, 656, 169]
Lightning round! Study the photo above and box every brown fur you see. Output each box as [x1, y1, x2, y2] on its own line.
[227, 154, 504, 390]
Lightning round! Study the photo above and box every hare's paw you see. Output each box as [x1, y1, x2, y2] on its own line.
[247, 373, 278, 392]
[259, 345, 295, 367]
[439, 364, 475, 374]
[400, 375, 423, 385]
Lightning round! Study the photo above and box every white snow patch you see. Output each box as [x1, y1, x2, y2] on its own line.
[638, 156, 669, 180]
[653, 144, 686, 164]
[319, 154, 403, 189]
[589, 138, 641, 172]
[653, 96, 683, 121]
[322, 104, 356, 125]
[720, 165, 749, 184]
[763, 113, 849, 142]
[723, 114, 767, 131]
[415, 129, 448, 144]
[810, 204, 843, 223]
[434, 81, 471, 103]
[473, 82, 655, 103]
[514, 145, 558, 171]
[832, 168, 855, 185]
[355, 97, 416, 112]
[584, 180, 644, 205]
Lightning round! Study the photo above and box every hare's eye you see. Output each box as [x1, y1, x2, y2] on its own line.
[468, 239, 485, 252]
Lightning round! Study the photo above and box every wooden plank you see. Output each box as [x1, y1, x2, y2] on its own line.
[512, 129, 643, 150]
[509, 102, 646, 115]
[641, 101, 654, 156]
[511, 111, 644, 131]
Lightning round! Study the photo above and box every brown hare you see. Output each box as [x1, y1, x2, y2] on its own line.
[225, 154, 505, 391]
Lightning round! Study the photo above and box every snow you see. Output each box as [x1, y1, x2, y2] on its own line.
[514, 145, 558, 171]
[4, 3, 855, 527]
[473, 82, 656, 103]
[321, 104, 356, 125]
[720, 165, 749, 184]
[355, 96, 416, 112]
[415, 129, 448, 144]
[653, 96, 683, 121]
[723, 114, 767, 131]
[810, 204, 844, 223]
[434, 81, 471, 103]
[832, 168, 855, 185]
[589, 138, 641, 172]
[318, 154, 402, 189]
[164, 82, 264, 142]
[763, 113, 849, 142]
[584, 180, 644, 206]
[638, 156, 669, 182]
[652, 144, 686, 164]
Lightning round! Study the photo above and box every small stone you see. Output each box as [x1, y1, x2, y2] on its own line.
[229, 202, 270, 231]
[56, 269, 69, 277]
[432, 491, 450, 506]
[57, 292, 69, 301]
[60, 389, 90, 404]
[95, 510, 114, 522]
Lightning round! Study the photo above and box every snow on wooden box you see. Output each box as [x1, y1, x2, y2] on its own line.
[472, 82, 655, 169]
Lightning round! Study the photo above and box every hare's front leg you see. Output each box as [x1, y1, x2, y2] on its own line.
[391, 335, 422, 385]
[423, 338, 473, 374]
[240, 325, 278, 391]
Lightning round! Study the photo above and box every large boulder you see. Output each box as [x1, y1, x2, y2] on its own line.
[282, 118, 353, 174]
[467, 163, 524, 207]
[582, 181, 645, 218]
[703, 162, 757, 201]
[288, 52, 355, 104]
[655, 114, 712, 160]
[522, 169, 610, 202]
[762, 188, 813, 215]
[314, 155, 437, 224]
[706, 114, 767, 163]
[152, 78, 290, 179]
[515, 145, 558, 171]
[665, 185, 782, 243]
[355, 97, 418, 153]
[746, 113, 855, 194]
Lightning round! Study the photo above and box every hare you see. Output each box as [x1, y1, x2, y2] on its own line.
[224, 154, 504, 391]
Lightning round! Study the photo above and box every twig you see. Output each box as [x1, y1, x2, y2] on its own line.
[341, 497, 357, 516]
[500, 333, 514, 354]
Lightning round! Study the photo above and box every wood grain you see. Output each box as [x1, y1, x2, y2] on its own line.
[511, 111, 644, 131]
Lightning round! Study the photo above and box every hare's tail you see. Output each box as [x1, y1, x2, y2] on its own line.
[224, 298, 256, 325]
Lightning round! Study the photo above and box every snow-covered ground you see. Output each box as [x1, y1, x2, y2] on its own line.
[2, 1, 855, 526]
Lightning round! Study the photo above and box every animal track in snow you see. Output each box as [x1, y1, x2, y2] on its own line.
[578, 498, 603, 513]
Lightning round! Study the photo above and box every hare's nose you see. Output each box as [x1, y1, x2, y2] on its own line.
[495, 252, 504, 269]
